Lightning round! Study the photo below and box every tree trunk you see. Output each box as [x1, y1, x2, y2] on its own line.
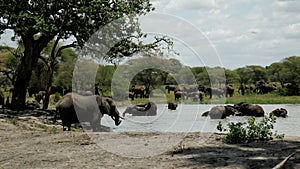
[11, 48, 40, 110]
[43, 65, 54, 110]
[11, 35, 52, 111]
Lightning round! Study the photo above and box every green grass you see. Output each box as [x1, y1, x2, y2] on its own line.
[225, 93, 300, 104]
[125, 92, 300, 105]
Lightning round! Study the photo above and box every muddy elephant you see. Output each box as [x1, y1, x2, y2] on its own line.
[234, 102, 264, 117]
[202, 105, 237, 119]
[55, 93, 122, 131]
[168, 102, 178, 110]
[271, 108, 288, 118]
[123, 101, 157, 116]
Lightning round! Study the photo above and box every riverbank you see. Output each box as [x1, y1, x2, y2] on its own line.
[0, 112, 300, 169]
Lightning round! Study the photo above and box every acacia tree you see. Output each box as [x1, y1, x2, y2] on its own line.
[0, 0, 156, 110]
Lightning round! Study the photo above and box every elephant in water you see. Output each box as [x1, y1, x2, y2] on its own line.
[234, 102, 265, 117]
[168, 102, 178, 110]
[55, 93, 122, 131]
[271, 108, 288, 118]
[202, 105, 237, 119]
[123, 101, 157, 116]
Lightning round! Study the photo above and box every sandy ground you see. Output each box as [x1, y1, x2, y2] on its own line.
[0, 110, 300, 169]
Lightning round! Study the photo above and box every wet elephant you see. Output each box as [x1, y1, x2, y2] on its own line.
[234, 102, 265, 117]
[271, 108, 288, 118]
[123, 101, 157, 116]
[55, 93, 122, 131]
[202, 105, 237, 119]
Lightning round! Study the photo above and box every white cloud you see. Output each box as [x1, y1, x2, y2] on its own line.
[149, 0, 300, 69]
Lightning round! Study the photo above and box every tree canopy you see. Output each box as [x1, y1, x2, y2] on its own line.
[0, 0, 157, 110]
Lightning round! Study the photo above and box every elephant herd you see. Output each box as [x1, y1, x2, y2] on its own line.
[202, 102, 288, 119]
[54, 89, 288, 131]
[165, 84, 234, 102]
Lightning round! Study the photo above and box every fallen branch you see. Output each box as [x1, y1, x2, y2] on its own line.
[272, 152, 296, 169]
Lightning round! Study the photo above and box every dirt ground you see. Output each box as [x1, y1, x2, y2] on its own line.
[0, 109, 300, 169]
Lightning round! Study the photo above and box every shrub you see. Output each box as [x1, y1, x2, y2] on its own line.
[217, 113, 280, 144]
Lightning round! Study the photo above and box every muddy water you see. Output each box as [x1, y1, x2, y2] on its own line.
[101, 104, 300, 136]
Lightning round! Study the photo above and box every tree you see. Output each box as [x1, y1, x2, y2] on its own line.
[267, 62, 285, 87]
[0, 0, 155, 110]
[224, 69, 240, 84]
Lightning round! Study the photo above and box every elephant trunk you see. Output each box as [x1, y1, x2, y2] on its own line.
[110, 108, 122, 126]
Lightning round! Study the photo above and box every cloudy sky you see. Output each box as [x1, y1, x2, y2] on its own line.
[146, 0, 300, 69]
[1, 0, 299, 70]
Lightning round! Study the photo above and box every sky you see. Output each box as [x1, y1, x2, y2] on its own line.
[1, 0, 299, 69]
[145, 0, 300, 69]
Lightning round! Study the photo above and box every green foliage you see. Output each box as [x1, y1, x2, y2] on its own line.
[53, 92, 60, 102]
[217, 114, 280, 144]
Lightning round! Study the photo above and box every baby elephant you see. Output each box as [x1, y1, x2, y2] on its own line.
[56, 93, 122, 131]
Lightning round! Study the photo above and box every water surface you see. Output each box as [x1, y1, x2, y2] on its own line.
[101, 104, 300, 136]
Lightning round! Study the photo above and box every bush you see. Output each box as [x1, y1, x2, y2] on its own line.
[217, 114, 280, 144]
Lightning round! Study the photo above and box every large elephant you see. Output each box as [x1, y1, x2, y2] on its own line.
[123, 101, 157, 116]
[202, 105, 237, 119]
[234, 102, 265, 117]
[55, 93, 122, 131]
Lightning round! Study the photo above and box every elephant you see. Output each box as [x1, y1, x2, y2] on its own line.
[238, 84, 246, 95]
[187, 91, 204, 102]
[128, 92, 135, 101]
[174, 91, 187, 101]
[202, 105, 237, 119]
[226, 84, 234, 97]
[255, 80, 276, 94]
[123, 101, 157, 116]
[131, 85, 145, 98]
[234, 102, 265, 117]
[35, 91, 46, 103]
[168, 102, 178, 110]
[205, 87, 224, 99]
[55, 93, 122, 131]
[271, 108, 288, 118]
[165, 85, 179, 93]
